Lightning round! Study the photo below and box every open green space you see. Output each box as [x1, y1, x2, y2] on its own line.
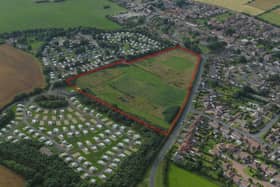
[168, 163, 219, 187]
[259, 8, 280, 26]
[77, 49, 198, 129]
[0, 0, 125, 33]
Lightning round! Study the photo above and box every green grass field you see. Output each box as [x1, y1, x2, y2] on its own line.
[168, 164, 219, 187]
[0, 0, 125, 33]
[259, 8, 280, 26]
[77, 49, 197, 129]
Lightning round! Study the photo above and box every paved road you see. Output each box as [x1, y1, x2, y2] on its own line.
[149, 57, 206, 187]
[253, 113, 280, 141]
[195, 110, 280, 146]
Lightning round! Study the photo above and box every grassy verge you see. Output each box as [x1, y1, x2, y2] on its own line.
[155, 159, 168, 187]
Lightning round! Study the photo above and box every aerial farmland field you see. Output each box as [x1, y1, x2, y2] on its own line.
[0, 165, 25, 187]
[259, 8, 280, 26]
[0, 44, 45, 109]
[76, 48, 199, 130]
[195, 0, 263, 15]
[249, 0, 280, 11]
[0, 0, 125, 33]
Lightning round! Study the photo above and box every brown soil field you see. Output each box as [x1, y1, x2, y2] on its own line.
[0, 165, 25, 187]
[0, 44, 45, 109]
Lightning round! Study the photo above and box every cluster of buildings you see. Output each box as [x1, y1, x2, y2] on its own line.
[1, 0, 279, 186]
[1, 27, 165, 185]
[187, 11, 280, 137]
[173, 114, 280, 187]
[41, 31, 164, 83]
[0, 96, 142, 185]
[265, 121, 280, 148]
[112, 0, 280, 186]
[195, 88, 276, 134]
[207, 14, 280, 102]
[163, 0, 227, 20]
[42, 33, 114, 81]
[95, 31, 163, 57]
[113, 0, 226, 20]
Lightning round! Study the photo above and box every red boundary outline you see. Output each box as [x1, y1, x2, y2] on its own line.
[66, 45, 201, 136]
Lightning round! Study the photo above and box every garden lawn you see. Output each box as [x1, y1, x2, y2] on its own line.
[168, 164, 219, 187]
[0, 0, 125, 33]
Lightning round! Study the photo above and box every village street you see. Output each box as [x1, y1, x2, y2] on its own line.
[253, 114, 280, 141]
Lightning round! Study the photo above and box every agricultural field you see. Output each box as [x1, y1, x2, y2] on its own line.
[168, 164, 219, 187]
[195, 0, 263, 15]
[249, 0, 280, 11]
[0, 165, 25, 187]
[0, 44, 45, 109]
[76, 49, 199, 129]
[0, 0, 125, 33]
[259, 8, 280, 26]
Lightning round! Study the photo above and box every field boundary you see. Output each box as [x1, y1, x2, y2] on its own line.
[66, 45, 201, 136]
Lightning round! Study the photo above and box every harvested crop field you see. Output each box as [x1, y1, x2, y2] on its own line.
[0, 44, 45, 109]
[195, 0, 263, 15]
[0, 165, 25, 187]
[76, 48, 199, 130]
[249, 0, 280, 11]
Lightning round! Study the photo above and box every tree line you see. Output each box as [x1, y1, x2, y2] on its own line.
[35, 95, 69, 109]
[0, 141, 89, 187]
[0, 109, 15, 129]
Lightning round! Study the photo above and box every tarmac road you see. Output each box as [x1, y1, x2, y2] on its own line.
[149, 57, 206, 187]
